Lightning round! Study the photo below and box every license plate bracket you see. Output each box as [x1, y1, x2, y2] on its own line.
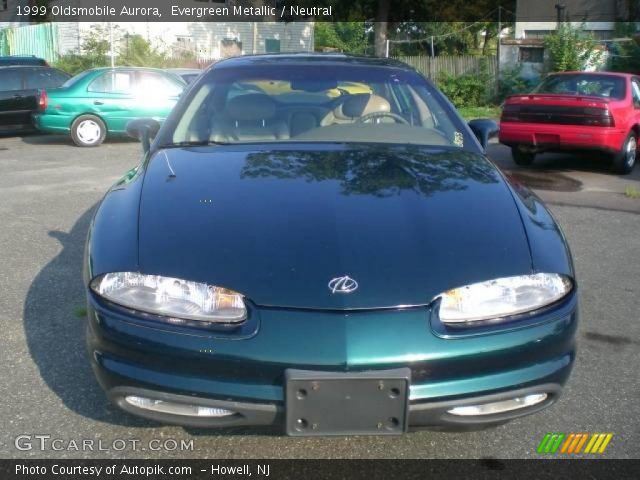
[285, 368, 410, 436]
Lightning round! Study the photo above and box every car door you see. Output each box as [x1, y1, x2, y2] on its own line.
[85, 70, 137, 133]
[631, 78, 640, 125]
[0, 67, 31, 129]
[130, 71, 184, 122]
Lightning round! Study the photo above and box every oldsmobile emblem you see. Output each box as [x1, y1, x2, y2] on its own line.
[328, 276, 358, 294]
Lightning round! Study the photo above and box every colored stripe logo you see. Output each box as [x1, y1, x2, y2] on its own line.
[537, 433, 613, 454]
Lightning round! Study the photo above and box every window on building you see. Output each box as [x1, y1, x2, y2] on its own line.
[524, 30, 554, 39]
[265, 39, 281, 53]
[0, 0, 8, 11]
[519, 47, 544, 64]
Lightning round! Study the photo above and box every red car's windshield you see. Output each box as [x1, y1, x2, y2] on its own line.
[534, 74, 626, 99]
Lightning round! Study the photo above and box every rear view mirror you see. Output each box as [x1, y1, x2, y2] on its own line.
[126, 118, 161, 154]
[468, 119, 499, 151]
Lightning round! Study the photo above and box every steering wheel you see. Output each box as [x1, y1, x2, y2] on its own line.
[356, 112, 410, 125]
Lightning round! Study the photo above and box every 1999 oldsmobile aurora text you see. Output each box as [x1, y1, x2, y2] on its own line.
[85, 54, 577, 436]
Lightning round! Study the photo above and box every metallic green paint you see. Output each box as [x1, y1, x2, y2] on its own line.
[33, 67, 184, 139]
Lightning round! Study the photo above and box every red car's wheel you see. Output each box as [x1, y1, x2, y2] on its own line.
[612, 132, 637, 175]
[511, 147, 535, 167]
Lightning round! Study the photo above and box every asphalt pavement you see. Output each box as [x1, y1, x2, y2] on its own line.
[0, 134, 638, 459]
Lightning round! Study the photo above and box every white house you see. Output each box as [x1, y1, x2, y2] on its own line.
[500, 0, 626, 80]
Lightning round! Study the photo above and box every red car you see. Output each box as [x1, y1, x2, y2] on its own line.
[499, 72, 639, 174]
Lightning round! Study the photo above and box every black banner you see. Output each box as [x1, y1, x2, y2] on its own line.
[1, 459, 640, 480]
[1, 0, 544, 23]
[1, 0, 631, 24]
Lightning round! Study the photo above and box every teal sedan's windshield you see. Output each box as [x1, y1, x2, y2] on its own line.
[166, 64, 472, 148]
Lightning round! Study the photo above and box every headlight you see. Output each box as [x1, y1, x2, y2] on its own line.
[90, 272, 246, 323]
[435, 273, 572, 324]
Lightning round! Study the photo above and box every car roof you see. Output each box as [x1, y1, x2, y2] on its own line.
[0, 56, 47, 65]
[85, 66, 175, 73]
[547, 71, 632, 79]
[211, 53, 414, 71]
[167, 68, 202, 74]
[0, 65, 58, 70]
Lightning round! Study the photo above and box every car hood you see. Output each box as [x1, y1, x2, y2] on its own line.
[138, 144, 532, 310]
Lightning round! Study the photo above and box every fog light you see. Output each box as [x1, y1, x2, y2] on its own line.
[125, 395, 236, 417]
[447, 393, 548, 416]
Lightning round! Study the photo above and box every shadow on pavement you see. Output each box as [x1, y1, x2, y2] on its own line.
[22, 206, 277, 435]
[22, 205, 151, 427]
[20, 133, 138, 146]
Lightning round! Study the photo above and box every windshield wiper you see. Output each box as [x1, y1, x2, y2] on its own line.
[158, 140, 227, 149]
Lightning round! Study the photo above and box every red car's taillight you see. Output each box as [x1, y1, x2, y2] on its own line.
[38, 90, 48, 111]
[583, 107, 615, 127]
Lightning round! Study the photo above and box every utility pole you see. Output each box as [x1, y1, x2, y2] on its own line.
[496, 6, 501, 95]
[555, 4, 566, 26]
[109, 22, 115, 68]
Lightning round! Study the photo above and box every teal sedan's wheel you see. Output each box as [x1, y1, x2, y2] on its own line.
[71, 115, 106, 147]
[612, 132, 637, 175]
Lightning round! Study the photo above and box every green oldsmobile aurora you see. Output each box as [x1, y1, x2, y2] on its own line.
[33, 67, 185, 147]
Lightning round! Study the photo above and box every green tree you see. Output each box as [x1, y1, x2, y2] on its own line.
[118, 34, 166, 67]
[53, 25, 113, 75]
[315, 22, 369, 54]
[609, 22, 640, 73]
[544, 23, 605, 72]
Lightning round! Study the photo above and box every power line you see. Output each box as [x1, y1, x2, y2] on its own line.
[388, 8, 500, 44]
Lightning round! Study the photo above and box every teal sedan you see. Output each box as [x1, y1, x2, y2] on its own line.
[33, 67, 185, 147]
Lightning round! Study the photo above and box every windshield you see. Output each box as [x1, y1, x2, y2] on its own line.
[163, 64, 472, 149]
[534, 74, 626, 99]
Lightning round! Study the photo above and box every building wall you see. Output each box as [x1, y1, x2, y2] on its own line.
[74, 21, 313, 59]
[516, 0, 618, 24]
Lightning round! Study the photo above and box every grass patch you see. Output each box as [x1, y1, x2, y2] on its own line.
[624, 185, 640, 199]
[458, 105, 501, 121]
[74, 306, 87, 318]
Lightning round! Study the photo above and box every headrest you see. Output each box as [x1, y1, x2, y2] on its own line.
[340, 94, 391, 118]
[226, 93, 276, 121]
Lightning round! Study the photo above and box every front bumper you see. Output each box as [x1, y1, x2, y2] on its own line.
[499, 121, 626, 153]
[87, 291, 577, 432]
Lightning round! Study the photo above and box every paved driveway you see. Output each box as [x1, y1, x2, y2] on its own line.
[1, 134, 638, 459]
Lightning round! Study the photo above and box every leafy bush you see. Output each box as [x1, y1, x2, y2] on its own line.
[544, 23, 605, 72]
[53, 26, 199, 76]
[53, 54, 108, 76]
[438, 60, 492, 108]
[608, 23, 640, 73]
[497, 66, 535, 101]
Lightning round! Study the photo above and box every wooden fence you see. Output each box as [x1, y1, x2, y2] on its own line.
[393, 55, 497, 85]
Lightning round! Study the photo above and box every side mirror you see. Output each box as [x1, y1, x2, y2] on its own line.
[468, 118, 499, 151]
[126, 118, 161, 154]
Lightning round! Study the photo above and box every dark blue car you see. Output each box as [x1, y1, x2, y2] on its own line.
[83, 54, 577, 435]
